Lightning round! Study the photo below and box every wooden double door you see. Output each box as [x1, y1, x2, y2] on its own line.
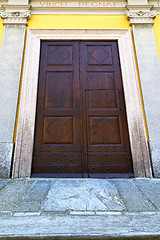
[32, 40, 134, 178]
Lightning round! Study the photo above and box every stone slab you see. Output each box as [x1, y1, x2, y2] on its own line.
[0, 178, 160, 239]
[0, 213, 160, 238]
[0, 178, 160, 215]
[111, 179, 157, 212]
[15, 201, 42, 212]
[0, 179, 10, 190]
[0, 179, 34, 211]
[23, 180, 52, 202]
[42, 179, 125, 212]
[0, 143, 14, 178]
[133, 178, 160, 210]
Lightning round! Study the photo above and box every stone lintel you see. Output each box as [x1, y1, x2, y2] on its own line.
[1, 4, 31, 26]
[126, 5, 156, 25]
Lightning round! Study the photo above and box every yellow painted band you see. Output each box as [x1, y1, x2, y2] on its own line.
[0, 19, 4, 49]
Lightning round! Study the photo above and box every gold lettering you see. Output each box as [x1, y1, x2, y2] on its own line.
[44, 2, 57, 7]
[79, 2, 85, 7]
[51, 2, 58, 7]
[99, 2, 105, 7]
[106, 2, 112, 7]
[40, 2, 46, 7]
[39, 1, 117, 8]
[85, 2, 90, 7]
[93, 2, 99, 7]
[90, 2, 98, 7]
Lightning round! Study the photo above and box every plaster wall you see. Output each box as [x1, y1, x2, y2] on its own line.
[27, 14, 130, 29]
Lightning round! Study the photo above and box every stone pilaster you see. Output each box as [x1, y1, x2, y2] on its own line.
[0, 4, 31, 178]
[126, 5, 160, 177]
[1, 7, 31, 25]
[126, 5, 156, 25]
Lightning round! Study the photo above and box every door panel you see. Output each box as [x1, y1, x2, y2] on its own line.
[87, 89, 118, 109]
[86, 45, 113, 66]
[80, 41, 133, 177]
[89, 116, 121, 145]
[43, 117, 73, 144]
[32, 40, 134, 178]
[45, 72, 73, 109]
[32, 41, 82, 177]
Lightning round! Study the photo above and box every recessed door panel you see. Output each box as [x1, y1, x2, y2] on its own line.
[43, 117, 73, 144]
[47, 45, 73, 66]
[89, 116, 121, 145]
[45, 72, 73, 109]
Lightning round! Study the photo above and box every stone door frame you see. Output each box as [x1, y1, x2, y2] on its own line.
[12, 28, 152, 178]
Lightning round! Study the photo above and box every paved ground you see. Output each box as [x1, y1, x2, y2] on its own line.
[0, 178, 160, 239]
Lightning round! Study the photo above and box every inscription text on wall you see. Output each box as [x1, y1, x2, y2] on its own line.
[40, 1, 118, 8]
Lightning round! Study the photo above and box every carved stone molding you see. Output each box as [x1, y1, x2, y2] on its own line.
[126, 5, 156, 25]
[0, 5, 31, 25]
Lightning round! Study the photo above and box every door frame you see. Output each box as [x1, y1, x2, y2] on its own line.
[12, 28, 152, 178]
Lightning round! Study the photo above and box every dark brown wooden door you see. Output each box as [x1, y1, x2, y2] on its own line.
[32, 40, 134, 178]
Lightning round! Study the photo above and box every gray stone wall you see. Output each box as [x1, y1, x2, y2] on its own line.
[132, 24, 160, 177]
[0, 25, 26, 177]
